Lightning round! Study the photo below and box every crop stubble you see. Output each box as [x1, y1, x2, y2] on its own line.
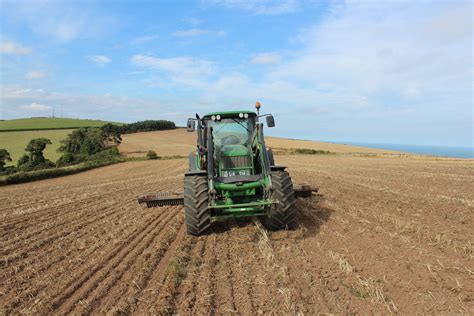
[1, 155, 473, 314]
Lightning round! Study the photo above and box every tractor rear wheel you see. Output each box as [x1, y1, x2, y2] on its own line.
[263, 170, 297, 230]
[184, 175, 211, 236]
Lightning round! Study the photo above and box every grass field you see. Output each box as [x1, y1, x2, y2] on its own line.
[0, 129, 73, 165]
[0, 117, 122, 131]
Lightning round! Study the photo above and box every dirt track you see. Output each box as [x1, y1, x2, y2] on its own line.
[1, 155, 473, 314]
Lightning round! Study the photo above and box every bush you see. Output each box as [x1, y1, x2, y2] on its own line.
[56, 152, 76, 167]
[0, 148, 12, 171]
[88, 147, 121, 163]
[59, 127, 107, 156]
[58, 127, 122, 166]
[0, 165, 17, 176]
[119, 120, 175, 134]
[146, 150, 159, 160]
[295, 148, 331, 155]
[2, 159, 125, 185]
[17, 154, 30, 167]
[16, 138, 55, 171]
[18, 160, 55, 171]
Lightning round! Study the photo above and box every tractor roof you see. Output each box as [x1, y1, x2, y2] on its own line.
[203, 110, 257, 118]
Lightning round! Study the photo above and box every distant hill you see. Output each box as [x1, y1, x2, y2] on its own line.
[119, 128, 403, 158]
[0, 117, 124, 132]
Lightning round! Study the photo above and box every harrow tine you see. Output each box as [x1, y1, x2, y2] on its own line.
[293, 183, 318, 199]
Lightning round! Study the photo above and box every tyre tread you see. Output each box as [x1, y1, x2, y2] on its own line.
[263, 170, 297, 230]
[184, 175, 211, 236]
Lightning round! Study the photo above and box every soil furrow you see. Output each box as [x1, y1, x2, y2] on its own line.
[1, 198, 124, 251]
[214, 228, 237, 313]
[191, 233, 218, 314]
[0, 193, 107, 226]
[2, 205, 165, 313]
[174, 236, 208, 314]
[149, 230, 198, 314]
[0, 202, 147, 296]
[2, 206, 168, 313]
[49, 207, 179, 314]
[72, 210, 184, 315]
[1, 204, 125, 264]
[95, 212, 186, 314]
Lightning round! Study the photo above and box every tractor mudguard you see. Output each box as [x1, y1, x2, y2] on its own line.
[267, 148, 275, 166]
[270, 165, 286, 171]
[185, 170, 207, 177]
[188, 152, 198, 171]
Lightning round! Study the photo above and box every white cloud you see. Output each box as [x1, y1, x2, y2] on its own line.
[0, 85, 189, 123]
[249, 2, 472, 145]
[25, 71, 45, 80]
[128, 2, 471, 145]
[250, 53, 281, 64]
[270, 1, 472, 99]
[1, 2, 116, 42]
[422, 6, 473, 43]
[131, 54, 215, 88]
[172, 29, 225, 37]
[183, 17, 202, 27]
[20, 102, 52, 111]
[173, 28, 208, 37]
[131, 34, 159, 44]
[0, 41, 31, 55]
[87, 55, 111, 66]
[207, 0, 299, 15]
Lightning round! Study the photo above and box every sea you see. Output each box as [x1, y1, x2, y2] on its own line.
[342, 142, 473, 159]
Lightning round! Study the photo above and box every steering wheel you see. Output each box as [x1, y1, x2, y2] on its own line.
[222, 135, 240, 146]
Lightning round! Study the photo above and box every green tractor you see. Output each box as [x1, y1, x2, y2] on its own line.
[138, 103, 317, 236]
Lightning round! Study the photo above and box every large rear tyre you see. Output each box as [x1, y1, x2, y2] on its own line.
[263, 170, 297, 230]
[184, 175, 211, 236]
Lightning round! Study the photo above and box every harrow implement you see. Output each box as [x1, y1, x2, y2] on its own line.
[138, 192, 184, 208]
[138, 184, 317, 208]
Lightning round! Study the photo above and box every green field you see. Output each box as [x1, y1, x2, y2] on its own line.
[0, 129, 73, 166]
[0, 117, 123, 131]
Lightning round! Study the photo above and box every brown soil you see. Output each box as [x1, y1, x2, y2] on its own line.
[1, 154, 473, 314]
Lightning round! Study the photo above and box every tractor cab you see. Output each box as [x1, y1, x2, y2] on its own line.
[186, 108, 276, 183]
[203, 111, 257, 179]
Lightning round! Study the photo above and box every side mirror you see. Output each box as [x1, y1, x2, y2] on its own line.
[266, 115, 275, 128]
[187, 119, 195, 132]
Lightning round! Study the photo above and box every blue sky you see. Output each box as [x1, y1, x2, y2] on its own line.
[0, 0, 472, 147]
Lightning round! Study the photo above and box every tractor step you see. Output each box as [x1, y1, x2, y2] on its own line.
[293, 183, 318, 198]
[138, 192, 184, 208]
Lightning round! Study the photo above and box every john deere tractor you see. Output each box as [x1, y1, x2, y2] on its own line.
[138, 103, 317, 236]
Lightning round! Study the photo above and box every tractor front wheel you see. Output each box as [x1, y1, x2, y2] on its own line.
[263, 170, 297, 230]
[184, 175, 211, 236]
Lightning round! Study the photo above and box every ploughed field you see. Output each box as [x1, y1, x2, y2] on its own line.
[1, 153, 473, 314]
